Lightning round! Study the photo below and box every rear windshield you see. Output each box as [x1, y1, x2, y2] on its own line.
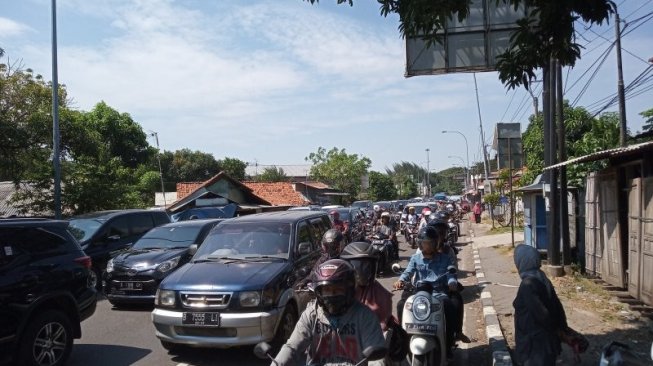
[197, 222, 292, 259]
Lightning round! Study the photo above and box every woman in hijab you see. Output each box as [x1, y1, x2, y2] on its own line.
[513, 244, 568, 366]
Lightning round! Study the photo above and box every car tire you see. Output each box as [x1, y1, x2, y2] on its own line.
[88, 266, 102, 290]
[18, 310, 73, 366]
[272, 302, 297, 350]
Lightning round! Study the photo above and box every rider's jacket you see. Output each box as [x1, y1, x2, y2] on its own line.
[273, 300, 385, 366]
[399, 249, 457, 287]
[406, 214, 418, 226]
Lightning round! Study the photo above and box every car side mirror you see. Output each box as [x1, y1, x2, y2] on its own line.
[297, 242, 311, 256]
[188, 244, 198, 256]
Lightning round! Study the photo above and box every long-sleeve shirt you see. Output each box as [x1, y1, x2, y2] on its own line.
[273, 300, 385, 366]
[355, 281, 393, 331]
[398, 249, 457, 287]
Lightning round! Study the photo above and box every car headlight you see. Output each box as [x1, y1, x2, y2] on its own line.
[239, 291, 261, 307]
[156, 257, 180, 273]
[156, 289, 176, 307]
[106, 259, 114, 273]
[412, 295, 431, 321]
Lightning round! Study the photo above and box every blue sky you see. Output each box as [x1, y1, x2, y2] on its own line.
[1, 0, 651, 174]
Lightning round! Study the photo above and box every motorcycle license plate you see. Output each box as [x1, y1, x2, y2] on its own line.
[405, 323, 437, 333]
[182, 312, 221, 326]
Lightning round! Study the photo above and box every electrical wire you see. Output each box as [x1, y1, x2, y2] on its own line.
[499, 89, 519, 122]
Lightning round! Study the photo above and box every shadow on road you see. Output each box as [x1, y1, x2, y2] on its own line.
[168, 345, 268, 366]
[70, 344, 151, 366]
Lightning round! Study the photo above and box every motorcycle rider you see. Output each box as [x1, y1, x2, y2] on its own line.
[273, 259, 386, 365]
[406, 206, 418, 226]
[418, 207, 431, 232]
[298, 229, 345, 288]
[341, 241, 409, 363]
[330, 210, 349, 241]
[373, 212, 398, 260]
[392, 225, 464, 359]
[372, 204, 382, 226]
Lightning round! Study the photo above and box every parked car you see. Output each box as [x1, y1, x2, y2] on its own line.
[151, 211, 330, 350]
[103, 218, 227, 307]
[0, 218, 97, 366]
[351, 200, 373, 211]
[68, 209, 171, 289]
[287, 205, 322, 211]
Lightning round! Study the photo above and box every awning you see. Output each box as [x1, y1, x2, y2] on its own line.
[543, 140, 653, 171]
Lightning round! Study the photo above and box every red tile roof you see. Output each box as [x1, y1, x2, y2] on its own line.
[242, 182, 309, 206]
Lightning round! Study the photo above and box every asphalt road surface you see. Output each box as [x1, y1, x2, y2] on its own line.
[68, 220, 488, 366]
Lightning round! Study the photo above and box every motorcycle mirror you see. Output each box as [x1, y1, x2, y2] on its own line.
[253, 342, 273, 360]
[362, 346, 387, 361]
[391, 263, 402, 274]
[447, 265, 457, 274]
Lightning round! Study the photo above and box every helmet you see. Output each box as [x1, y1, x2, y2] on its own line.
[408, 206, 415, 214]
[313, 259, 356, 316]
[436, 210, 450, 221]
[322, 229, 345, 258]
[373, 204, 380, 212]
[417, 225, 442, 251]
[421, 207, 431, 216]
[329, 210, 340, 220]
[340, 242, 378, 287]
[446, 204, 454, 212]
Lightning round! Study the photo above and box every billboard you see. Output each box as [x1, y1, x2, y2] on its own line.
[493, 123, 523, 170]
[405, 0, 527, 77]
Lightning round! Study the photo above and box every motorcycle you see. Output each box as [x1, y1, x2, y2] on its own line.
[404, 223, 419, 249]
[446, 221, 458, 245]
[254, 341, 386, 366]
[399, 268, 457, 366]
[368, 233, 397, 276]
[599, 341, 653, 365]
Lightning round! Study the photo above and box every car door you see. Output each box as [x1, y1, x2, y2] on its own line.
[292, 220, 319, 311]
[90, 215, 133, 264]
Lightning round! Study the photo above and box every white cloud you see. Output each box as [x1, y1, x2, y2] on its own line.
[0, 17, 32, 38]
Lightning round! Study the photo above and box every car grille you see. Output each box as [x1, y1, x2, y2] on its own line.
[175, 326, 237, 338]
[180, 292, 232, 309]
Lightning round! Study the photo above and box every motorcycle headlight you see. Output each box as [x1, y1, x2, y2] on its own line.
[239, 291, 261, 307]
[156, 289, 176, 307]
[156, 257, 181, 273]
[412, 295, 431, 321]
[106, 259, 114, 273]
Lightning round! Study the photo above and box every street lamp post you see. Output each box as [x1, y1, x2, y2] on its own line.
[426, 148, 430, 197]
[442, 130, 470, 192]
[149, 131, 166, 207]
[448, 155, 468, 191]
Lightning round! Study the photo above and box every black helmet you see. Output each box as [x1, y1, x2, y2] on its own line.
[322, 229, 345, 258]
[417, 225, 442, 251]
[313, 259, 356, 316]
[340, 242, 378, 287]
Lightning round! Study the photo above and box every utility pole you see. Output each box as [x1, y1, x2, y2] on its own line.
[426, 149, 430, 197]
[548, 58, 561, 268]
[615, 8, 627, 146]
[474, 73, 494, 223]
[557, 61, 571, 266]
[51, 0, 61, 219]
[150, 132, 166, 207]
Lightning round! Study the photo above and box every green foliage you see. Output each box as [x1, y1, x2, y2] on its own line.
[431, 166, 464, 195]
[218, 157, 247, 181]
[521, 103, 620, 188]
[258, 166, 288, 182]
[306, 147, 371, 198]
[385, 161, 429, 199]
[368, 171, 396, 201]
[641, 108, 653, 132]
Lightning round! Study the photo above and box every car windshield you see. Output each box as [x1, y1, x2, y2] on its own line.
[336, 209, 351, 221]
[196, 222, 292, 260]
[68, 219, 103, 242]
[351, 201, 369, 209]
[132, 226, 202, 249]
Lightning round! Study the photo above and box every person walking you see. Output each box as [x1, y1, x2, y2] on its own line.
[473, 202, 482, 224]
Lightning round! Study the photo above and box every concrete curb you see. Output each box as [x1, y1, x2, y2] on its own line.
[470, 229, 513, 366]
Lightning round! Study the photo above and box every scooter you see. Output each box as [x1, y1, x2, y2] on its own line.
[399, 268, 457, 366]
[254, 341, 386, 366]
[368, 233, 398, 276]
[599, 341, 653, 365]
[404, 223, 418, 249]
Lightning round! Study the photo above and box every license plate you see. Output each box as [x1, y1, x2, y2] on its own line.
[405, 323, 437, 333]
[119, 281, 143, 290]
[182, 312, 221, 326]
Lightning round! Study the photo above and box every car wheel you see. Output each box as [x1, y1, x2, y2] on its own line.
[160, 340, 182, 353]
[87, 266, 102, 290]
[272, 302, 297, 349]
[18, 310, 73, 366]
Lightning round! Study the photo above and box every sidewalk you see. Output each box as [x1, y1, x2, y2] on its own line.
[470, 222, 653, 366]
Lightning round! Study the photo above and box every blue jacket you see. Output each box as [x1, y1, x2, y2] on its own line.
[399, 248, 457, 287]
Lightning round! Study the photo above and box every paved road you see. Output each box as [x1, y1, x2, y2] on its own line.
[68, 220, 489, 366]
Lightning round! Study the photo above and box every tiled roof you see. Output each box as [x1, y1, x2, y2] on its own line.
[242, 182, 310, 206]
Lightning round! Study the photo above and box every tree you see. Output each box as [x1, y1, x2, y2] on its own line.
[431, 167, 464, 195]
[306, 147, 371, 198]
[368, 171, 396, 201]
[218, 157, 247, 181]
[641, 108, 653, 132]
[307, 0, 613, 90]
[165, 149, 221, 183]
[521, 103, 620, 188]
[385, 161, 432, 198]
[258, 166, 288, 182]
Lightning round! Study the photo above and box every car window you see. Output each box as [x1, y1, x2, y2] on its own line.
[105, 216, 130, 240]
[152, 212, 170, 226]
[309, 218, 328, 250]
[296, 221, 314, 253]
[197, 221, 292, 258]
[0, 227, 69, 260]
[131, 213, 154, 236]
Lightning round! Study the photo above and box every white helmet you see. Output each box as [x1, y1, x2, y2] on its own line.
[381, 211, 390, 218]
[373, 204, 380, 212]
[446, 204, 454, 212]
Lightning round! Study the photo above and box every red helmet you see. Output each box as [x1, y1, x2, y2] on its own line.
[422, 207, 431, 215]
[329, 210, 340, 220]
[313, 259, 356, 316]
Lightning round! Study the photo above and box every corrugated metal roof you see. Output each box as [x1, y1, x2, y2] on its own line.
[543, 140, 653, 170]
[245, 164, 312, 178]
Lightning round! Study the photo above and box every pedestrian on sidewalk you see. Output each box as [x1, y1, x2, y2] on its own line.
[473, 202, 482, 224]
[512, 244, 568, 366]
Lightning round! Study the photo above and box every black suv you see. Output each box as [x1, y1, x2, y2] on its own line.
[68, 209, 170, 288]
[0, 218, 97, 366]
[152, 211, 331, 350]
